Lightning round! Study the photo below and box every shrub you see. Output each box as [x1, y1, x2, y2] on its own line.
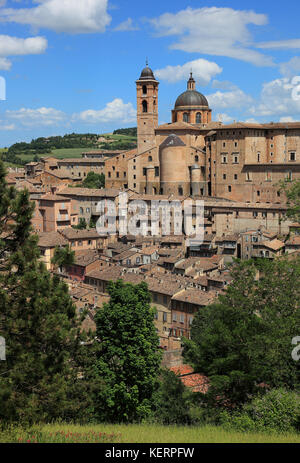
[220, 389, 300, 433]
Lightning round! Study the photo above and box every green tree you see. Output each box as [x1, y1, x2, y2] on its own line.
[72, 218, 87, 230]
[91, 280, 162, 422]
[0, 160, 92, 424]
[79, 172, 105, 189]
[51, 245, 75, 269]
[280, 178, 300, 223]
[183, 258, 300, 407]
[152, 369, 194, 424]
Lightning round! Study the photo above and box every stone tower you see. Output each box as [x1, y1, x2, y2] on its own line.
[136, 62, 159, 154]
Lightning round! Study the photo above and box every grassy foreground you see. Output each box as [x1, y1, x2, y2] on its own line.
[1, 424, 299, 443]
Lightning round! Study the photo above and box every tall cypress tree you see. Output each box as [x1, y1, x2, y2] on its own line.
[0, 161, 92, 423]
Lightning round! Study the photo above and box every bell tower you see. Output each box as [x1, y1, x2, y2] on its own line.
[136, 61, 159, 154]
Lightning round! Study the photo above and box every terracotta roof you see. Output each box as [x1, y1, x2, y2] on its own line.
[40, 194, 70, 201]
[141, 246, 159, 256]
[285, 236, 300, 246]
[57, 187, 120, 198]
[59, 228, 104, 240]
[157, 121, 199, 131]
[170, 365, 209, 393]
[175, 257, 201, 270]
[57, 158, 106, 164]
[73, 250, 101, 267]
[38, 231, 68, 248]
[15, 181, 43, 194]
[259, 239, 285, 251]
[180, 373, 210, 393]
[112, 249, 140, 261]
[170, 365, 194, 376]
[172, 289, 216, 306]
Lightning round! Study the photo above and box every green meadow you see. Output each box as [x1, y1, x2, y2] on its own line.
[1, 424, 299, 444]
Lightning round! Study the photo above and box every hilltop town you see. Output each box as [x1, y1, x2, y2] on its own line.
[4, 64, 300, 375]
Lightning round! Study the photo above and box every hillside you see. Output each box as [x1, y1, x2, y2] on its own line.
[1, 130, 137, 166]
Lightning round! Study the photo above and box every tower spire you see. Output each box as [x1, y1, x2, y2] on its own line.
[187, 71, 196, 90]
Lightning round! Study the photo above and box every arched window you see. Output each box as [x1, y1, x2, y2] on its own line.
[195, 155, 199, 162]
[183, 112, 189, 123]
[178, 187, 183, 196]
[174, 112, 177, 122]
[142, 85, 147, 95]
[196, 112, 202, 123]
[153, 187, 157, 194]
[148, 156, 152, 162]
[142, 100, 148, 113]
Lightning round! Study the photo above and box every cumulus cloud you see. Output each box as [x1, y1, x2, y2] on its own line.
[114, 18, 139, 32]
[150, 7, 273, 66]
[206, 88, 254, 109]
[1, 0, 111, 34]
[155, 59, 222, 85]
[0, 35, 47, 70]
[280, 57, 300, 78]
[6, 107, 66, 126]
[249, 78, 300, 117]
[75, 98, 136, 124]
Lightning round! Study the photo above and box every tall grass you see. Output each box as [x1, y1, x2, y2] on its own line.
[1, 423, 299, 443]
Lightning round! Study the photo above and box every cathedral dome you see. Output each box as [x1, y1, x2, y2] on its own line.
[139, 65, 156, 80]
[175, 90, 209, 109]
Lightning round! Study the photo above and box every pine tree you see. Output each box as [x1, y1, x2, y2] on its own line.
[0, 161, 93, 424]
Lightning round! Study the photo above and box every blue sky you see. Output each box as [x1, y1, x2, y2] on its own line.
[1, 0, 300, 146]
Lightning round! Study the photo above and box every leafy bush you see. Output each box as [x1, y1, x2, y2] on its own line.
[220, 389, 300, 433]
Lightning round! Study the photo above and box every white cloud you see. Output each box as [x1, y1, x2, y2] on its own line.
[0, 35, 47, 56]
[244, 118, 260, 123]
[211, 80, 239, 91]
[0, 35, 47, 70]
[75, 98, 136, 124]
[280, 57, 300, 78]
[249, 78, 300, 117]
[280, 116, 296, 122]
[155, 58, 222, 85]
[0, 57, 11, 70]
[207, 89, 253, 109]
[0, 121, 15, 130]
[6, 107, 66, 126]
[114, 18, 139, 32]
[150, 7, 273, 66]
[1, 0, 111, 34]
[257, 39, 300, 50]
[216, 113, 234, 123]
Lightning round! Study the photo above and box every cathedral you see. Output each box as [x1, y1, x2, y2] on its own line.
[106, 63, 300, 204]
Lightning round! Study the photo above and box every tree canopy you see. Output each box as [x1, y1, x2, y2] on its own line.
[90, 280, 162, 422]
[0, 161, 91, 423]
[183, 258, 300, 406]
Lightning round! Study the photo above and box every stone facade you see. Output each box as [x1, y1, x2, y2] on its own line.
[128, 64, 300, 204]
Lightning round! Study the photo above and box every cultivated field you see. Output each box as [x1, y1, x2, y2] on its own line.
[0, 424, 299, 443]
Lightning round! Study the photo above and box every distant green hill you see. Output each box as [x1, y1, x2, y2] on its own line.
[1, 130, 137, 166]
